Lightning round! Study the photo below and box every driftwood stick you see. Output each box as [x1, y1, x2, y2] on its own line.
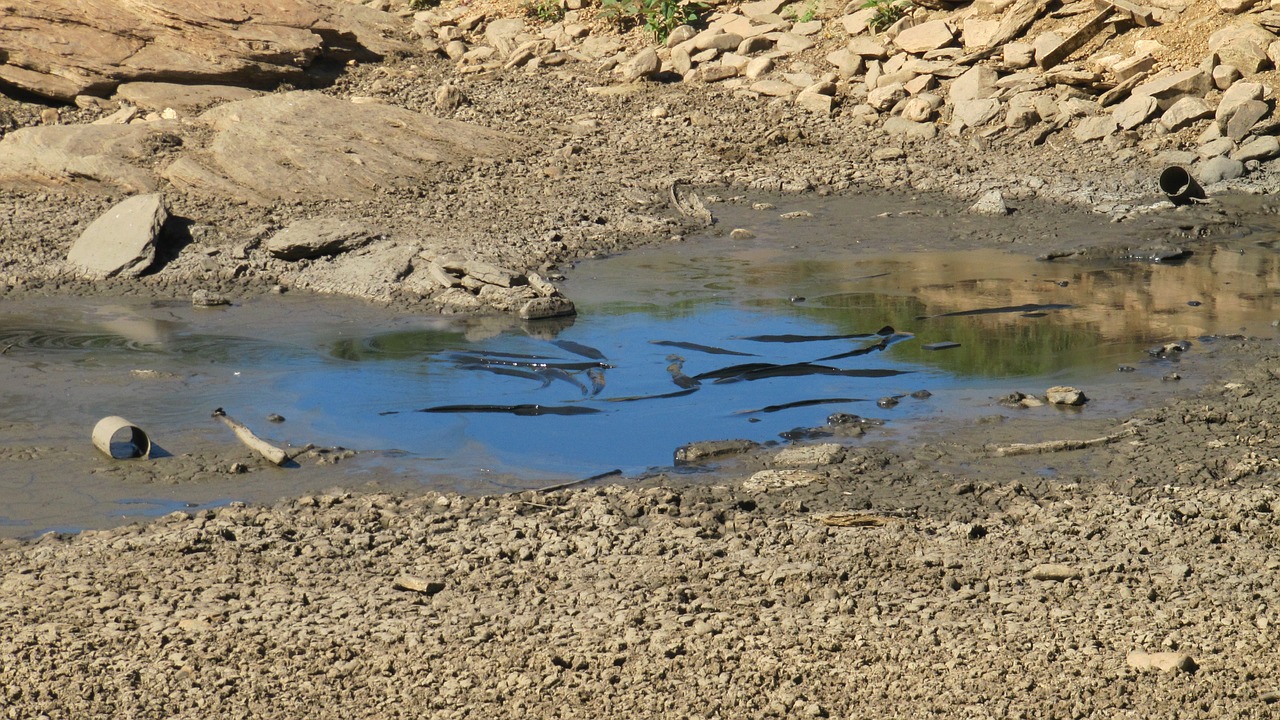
[989, 427, 1135, 457]
[212, 408, 289, 465]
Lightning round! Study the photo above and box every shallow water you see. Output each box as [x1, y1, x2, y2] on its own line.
[5, 196, 1280, 535]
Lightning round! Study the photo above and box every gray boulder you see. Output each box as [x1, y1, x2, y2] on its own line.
[266, 218, 381, 261]
[66, 193, 167, 278]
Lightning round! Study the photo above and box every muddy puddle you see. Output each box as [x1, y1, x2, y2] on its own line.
[5, 194, 1280, 536]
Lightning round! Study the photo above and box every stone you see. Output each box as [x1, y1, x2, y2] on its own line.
[1126, 651, 1198, 673]
[826, 49, 864, 78]
[66, 193, 167, 278]
[894, 20, 955, 54]
[1223, 100, 1269, 141]
[949, 65, 1000, 102]
[772, 32, 816, 54]
[1032, 31, 1063, 68]
[901, 97, 935, 122]
[485, 17, 525, 56]
[795, 90, 836, 114]
[393, 575, 445, 595]
[742, 469, 824, 492]
[1003, 42, 1035, 69]
[752, 80, 798, 97]
[0, 121, 180, 195]
[868, 83, 907, 112]
[1218, 81, 1266, 120]
[435, 84, 466, 111]
[1159, 97, 1213, 132]
[1232, 135, 1280, 161]
[1208, 24, 1273, 74]
[1219, 0, 1259, 12]
[1112, 94, 1158, 130]
[1199, 137, 1235, 159]
[1028, 563, 1080, 581]
[0, 0, 409, 101]
[841, 8, 877, 36]
[745, 56, 775, 79]
[674, 439, 760, 464]
[962, 19, 999, 49]
[114, 82, 263, 115]
[623, 49, 661, 81]
[518, 296, 576, 320]
[1196, 155, 1245, 183]
[1112, 54, 1157, 81]
[1046, 386, 1087, 405]
[463, 260, 520, 287]
[699, 65, 739, 82]
[1005, 105, 1039, 128]
[968, 189, 1009, 216]
[883, 116, 938, 139]
[666, 25, 697, 47]
[266, 218, 379, 261]
[847, 37, 889, 59]
[903, 74, 937, 95]
[1212, 64, 1243, 90]
[954, 98, 1002, 127]
[1132, 69, 1212, 110]
[162, 92, 514, 204]
[695, 31, 744, 52]
[191, 289, 231, 307]
[773, 443, 846, 467]
[738, 36, 775, 55]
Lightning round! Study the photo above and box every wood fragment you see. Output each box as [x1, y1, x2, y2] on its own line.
[1098, 70, 1149, 107]
[212, 408, 289, 465]
[1037, 7, 1115, 69]
[989, 427, 1135, 457]
[1097, 0, 1156, 26]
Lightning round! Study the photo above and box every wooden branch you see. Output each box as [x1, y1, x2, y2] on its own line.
[989, 427, 1135, 457]
[212, 408, 289, 465]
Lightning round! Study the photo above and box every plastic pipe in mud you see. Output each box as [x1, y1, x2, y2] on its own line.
[1159, 166, 1205, 205]
[92, 416, 151, 459]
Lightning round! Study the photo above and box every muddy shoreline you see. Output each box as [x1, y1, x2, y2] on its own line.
[5, 7, 1280, 714]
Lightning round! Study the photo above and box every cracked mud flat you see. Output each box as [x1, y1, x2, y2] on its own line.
[4, 28, 1280, 720]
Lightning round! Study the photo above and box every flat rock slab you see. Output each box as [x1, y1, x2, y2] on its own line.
[0, 121, 183, 195]
[267, 218, 381, 261]
[114, 82, 264, 115]
[0, 0, 408, 102]
[162, 91, 517, 204]
[66, 193, 167, 278]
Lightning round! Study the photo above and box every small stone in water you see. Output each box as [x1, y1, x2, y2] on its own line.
[910, 389, 932, 399]
[267, 414, 286, 423]
[1187, 300, 1202, 306]
[1164, 372, 1182, 381]
[1117, 365, 1136, 372]
[877, 396, 899, 409]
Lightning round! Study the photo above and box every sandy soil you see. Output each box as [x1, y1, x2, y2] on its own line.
[2, 0, 1280, 715]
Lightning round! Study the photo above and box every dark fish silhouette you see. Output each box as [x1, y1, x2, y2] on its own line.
[695, 361, 909, 383]
[448, 354, 612, 371]
[385, 404, 600, 416]
[739, 326, 895, 343]
[916, 304, 1071, 320]
[538, 367, 589, 396]
[552, 339, 607, 360]
[454, 362, 551, 386]
[650, 340, 757, 357]
[603, 388, 700, 403]
[736, 397, 863, 414]
[814, 337, 892, 362]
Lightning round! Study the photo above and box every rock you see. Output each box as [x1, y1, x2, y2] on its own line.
[66, 193, 167, 278]
[699, 65, 739, 83]
[623, 48, 661, 81]
[962, 18, 999, 49]
[953, 98, 1002, 128]
[674, 439, 760, 464]
[1126, 651, 1198, 673]
[1199, 137, 1235, 159]
[1112, 94, 1159, 130]
[0, 0, 409, 101]
[743, 469, 824, 491]
[1004, 43, 1035, 68]
[1208, 24, 1272, 74]
[774, 443, 845, 467]
[1212, 64, 1243, 90]
[1232, 135, 1280, 161]
[902, 97, 935, 122]
[1133, 69, 1212, 110]
[0, 122, 180, 195]
[1113, 54, 1157, 81]
[745, 56, 775, 79]
[841, 7, 877, 35]
[795, 89, 836, 115]
[894, 20, 955, 54]
[463, 260, 520, 287]
[1028, 563, 1080, 581]
[1196, 155, 1245, 183]
[485, 17, 526, 57]
[666, 25, 697, 47]
[1005, 105, 1038, 129]
[1216, 81, 1265, 121]
[695, 31, 744, 52]
[883, 116, 938, 139]
[1160, 97, 1214, 131]
[968, 189, 1009, 216]
[163, 91, 514, 204]
[847, 37, 889, 59]
[191, 289, 231, 307]
[772, 33, 815, 55]
[393, 575, 445, 595]
[435, 84, 466, 111]
[1218, 0, 1259, 12]
[1224, 100, 1269, 141]
[267, 218, 379, 261]
[1046, 386, 1087, 406]
[868, 83, 906, 111]
[738, 36, 775, 55]
[949, 66, 1000, 102]
[825, 49, 864, 78]
[114, 82, 263, 115]
[752, 80, 798, 97]
[518, 296, 576, 320]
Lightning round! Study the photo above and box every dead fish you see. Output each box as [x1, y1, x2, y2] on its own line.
[448, 354, 612, 371]
[587, 367, 606, 397]
[666, 358, 701, 389]
[399, 404, 600, 416]
[454, 362, 552, 386]
[698, 362, 910, 383]
[603, 388, 699, 402]
[916, 304, 1071, 320]
[650, 340, 757, 357]
[537, 367, 589, 396]
[552, 339, 608, 360]
[813, 337, 893, 362]
[738, 325, 896, 343]
[448, 349, 556, 361]
[735, 397, 862, 415]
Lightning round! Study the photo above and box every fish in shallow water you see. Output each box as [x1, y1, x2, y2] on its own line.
[738, 325, 896, 343]
[915, 304, 1071, 320]
[551, 339, 608, 360]
[650, 340, 756, 357]
[382, 404, 601, 416]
